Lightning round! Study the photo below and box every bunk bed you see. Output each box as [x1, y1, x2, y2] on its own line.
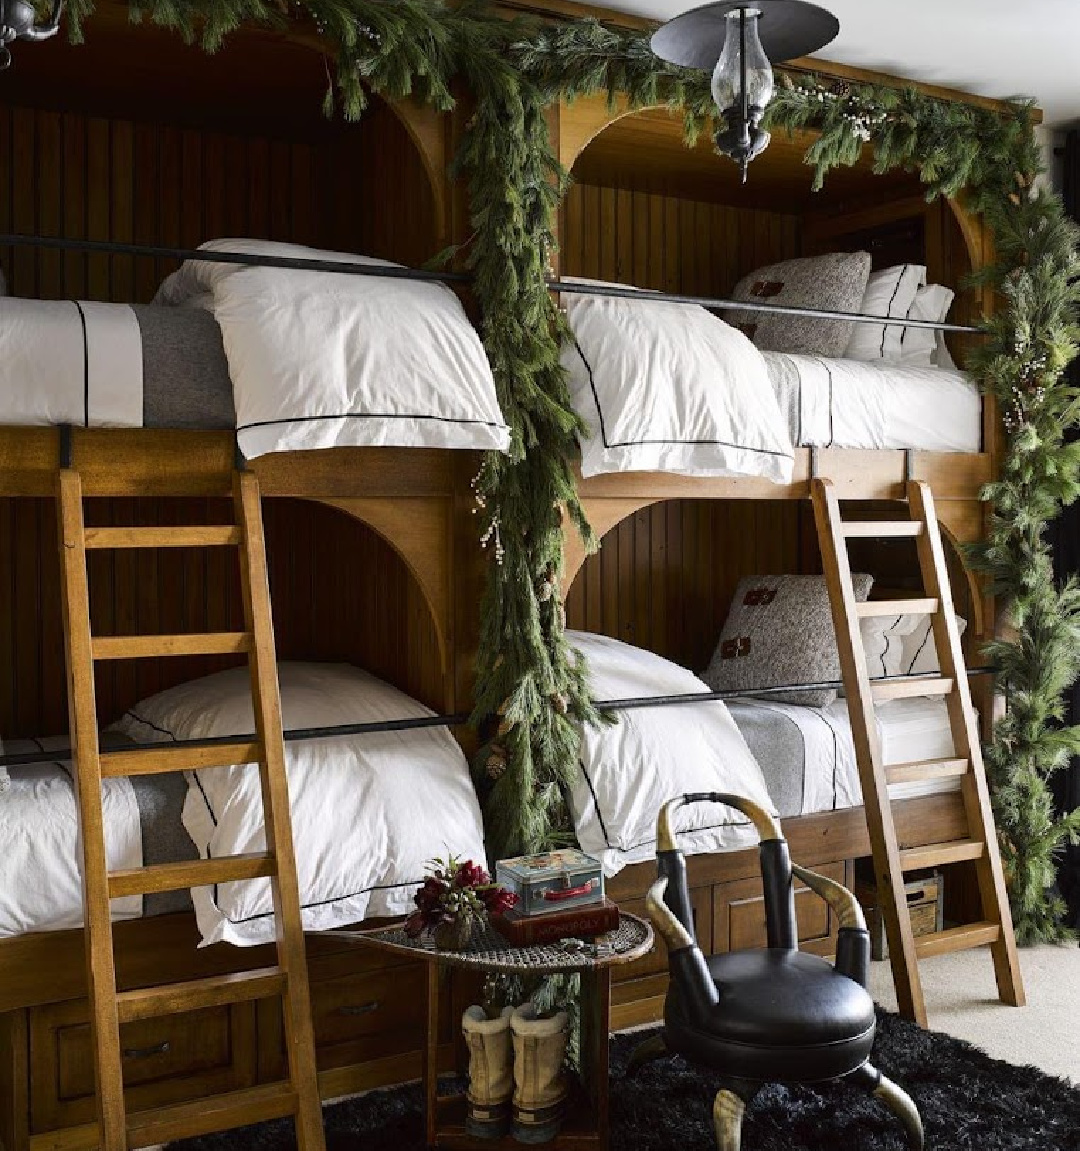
[0, 5, 1027, 1149]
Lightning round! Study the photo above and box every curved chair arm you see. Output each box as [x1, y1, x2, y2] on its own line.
[791, 863, 872, 988]
[657, 793, 797, 952]
[646, 877, 719, 1018]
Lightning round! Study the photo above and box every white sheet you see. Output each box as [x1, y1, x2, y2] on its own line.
[0, 298, 143, 427]
[562, 289, 795, 481]
[0, 737, 143, 936]
[728, 695, 958, 819]
[568, 632, 776, 876]
[155, 239, 511, 460]
[115, 662, 488, 947]
[764, 352, 981, 453]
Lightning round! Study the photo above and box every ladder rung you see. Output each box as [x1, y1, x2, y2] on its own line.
[886, 757, 969, 786]
[100, 739, 262, 779]
[915, 921, 1002, 959]
[900, 840, 985, 870]
[856, 598, 939, 618]
[108, 852, 276, 899]
[92, 632, 251, 660]
[871, 675, 954, 700]
[84, 525, 242, 549]
[126, 1082, 298, 1147]
[842, 521, 924, 538]
[117, 966, 287, 1023]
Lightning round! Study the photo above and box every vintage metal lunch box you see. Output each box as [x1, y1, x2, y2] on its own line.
[496, 849, 605, 917]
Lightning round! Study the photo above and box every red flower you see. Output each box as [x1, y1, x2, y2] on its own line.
[456, 860, 491, 889]
[482, 887, 518, 916]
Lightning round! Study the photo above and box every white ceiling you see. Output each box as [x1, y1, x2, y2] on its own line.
[605, 0, 1080, 128]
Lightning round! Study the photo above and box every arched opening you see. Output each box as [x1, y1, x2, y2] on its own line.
[0, 495, 448, 740]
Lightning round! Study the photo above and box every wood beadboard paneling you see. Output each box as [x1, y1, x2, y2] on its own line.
[0, 497, 446, 739]
[562, 182, 801, 297]
[0, 99, 436, 301]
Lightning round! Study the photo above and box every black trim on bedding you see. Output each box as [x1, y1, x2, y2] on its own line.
[570, 327, 792, 458]
[73, 302, 89, 427]
[125, 708, 423, 926]
[905, 620, 935, 675]
[236, 412, 509, 432]
[880, 616, 904, 678]
[29, 736, 74, 784]
[881, 267, 912, 358]
[576, 757, 748, 855]
[809, 356, 836, 448]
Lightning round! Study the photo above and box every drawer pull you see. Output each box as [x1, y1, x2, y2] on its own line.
[122, 1040, 171, 1060]
[336, 1001, 380, 1018]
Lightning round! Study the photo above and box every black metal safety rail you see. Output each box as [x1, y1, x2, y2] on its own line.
[0, 233, 982, 335]
[0, 666, 995, 771]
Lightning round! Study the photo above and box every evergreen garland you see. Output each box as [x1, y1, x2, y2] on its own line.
[63, 1, 1080, 939]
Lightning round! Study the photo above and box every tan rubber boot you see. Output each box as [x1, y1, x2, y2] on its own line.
[511, 1004, 569, 1144]
[462, 1005, 514, 1139]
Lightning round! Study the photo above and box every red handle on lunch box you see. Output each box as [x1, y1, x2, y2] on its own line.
[543, 879, 599, 902]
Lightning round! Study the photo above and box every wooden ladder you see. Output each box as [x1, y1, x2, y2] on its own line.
[812, 476, 1025, 1027]
[56, 466, 326, 1151]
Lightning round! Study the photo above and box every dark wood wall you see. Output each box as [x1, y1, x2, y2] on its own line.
[0, 498, 446, 738]
[0, 98, 437, 303]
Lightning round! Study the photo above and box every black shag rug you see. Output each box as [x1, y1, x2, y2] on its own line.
[168, 1011, 1080, 1151]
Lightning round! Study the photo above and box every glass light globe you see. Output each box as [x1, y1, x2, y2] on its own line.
[710, 8, 775, 116]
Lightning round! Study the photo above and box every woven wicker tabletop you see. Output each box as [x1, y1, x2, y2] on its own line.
[327, 911, 654, 974]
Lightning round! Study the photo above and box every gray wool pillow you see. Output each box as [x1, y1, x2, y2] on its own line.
[702, 573, 874, 707]
[729, 251, 872, 357]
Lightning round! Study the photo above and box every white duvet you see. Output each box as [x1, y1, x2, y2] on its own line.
[0, 737, 143, 936]
[764, 352, 982, 453]
[155, 239, 511, 460]
[562, 289, 795, 481]
[116, 662, 488, 947]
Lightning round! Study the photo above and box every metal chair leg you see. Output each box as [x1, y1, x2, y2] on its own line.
[712, 1089, 746, 1151]
[850, 1061, 924, 1150]
[625, 1032, 668, 1076]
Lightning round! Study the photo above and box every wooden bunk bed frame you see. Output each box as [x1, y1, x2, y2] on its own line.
[0, 7, 1028, 1147]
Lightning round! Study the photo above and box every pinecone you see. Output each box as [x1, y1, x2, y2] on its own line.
[486, 748, 508, 780]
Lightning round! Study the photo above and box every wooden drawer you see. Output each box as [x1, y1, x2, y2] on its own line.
[259, 950, 450, 1082]
[28, 998, 257, 1134]
[713, 860, 852, 956]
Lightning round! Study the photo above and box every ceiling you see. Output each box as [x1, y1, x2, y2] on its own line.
[602, 0, 1080, 128]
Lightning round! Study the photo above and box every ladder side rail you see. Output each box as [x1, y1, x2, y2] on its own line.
[812, 477, 927, 1026]
[907, 480, 1025, 1007]
[234, 471, 326, 1151]
[56, 469, 128, 1151]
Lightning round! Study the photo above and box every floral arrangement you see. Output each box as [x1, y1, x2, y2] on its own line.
[406, 856, 518, 950]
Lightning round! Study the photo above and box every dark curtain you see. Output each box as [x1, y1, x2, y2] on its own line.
[1047, 129, 1080, 928]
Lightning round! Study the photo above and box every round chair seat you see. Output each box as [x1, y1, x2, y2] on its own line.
[665, 948, 876, 1083]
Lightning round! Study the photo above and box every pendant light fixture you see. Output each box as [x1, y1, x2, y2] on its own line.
[0, 0, 63, 69]
[651, 1, 840, 182]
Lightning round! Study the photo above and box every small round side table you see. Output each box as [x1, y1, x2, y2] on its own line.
[332, 913, 653, 1150]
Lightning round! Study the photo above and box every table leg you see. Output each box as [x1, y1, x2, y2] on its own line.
[578, 967, 612, 1150]
[424, 960, 441, 1148]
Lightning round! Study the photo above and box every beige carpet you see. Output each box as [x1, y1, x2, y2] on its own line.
[869, 942, 1080, 1083]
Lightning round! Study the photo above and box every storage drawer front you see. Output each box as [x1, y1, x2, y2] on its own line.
[260, 953, 449, 1080]
[714, 861, 850, 956]
[30, 999, 257, 1133]
[613, 887, 713, 983]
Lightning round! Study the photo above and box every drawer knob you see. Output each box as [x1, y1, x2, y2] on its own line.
[122, 1040, 171, 1060]
[336, 1001, 380, 1018]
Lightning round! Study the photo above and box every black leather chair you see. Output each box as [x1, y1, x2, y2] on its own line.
[633, 792, 923, 1151]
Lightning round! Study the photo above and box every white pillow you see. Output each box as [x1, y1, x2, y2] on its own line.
[115, 662, 488, 947]
[155, 239, 511, 460]
[845, 264, 927, 362]
[899, 284, 955, 367]
[562, 289, 794, 481]
[902, 614, 968, 676]
[567, 631, 775, 877]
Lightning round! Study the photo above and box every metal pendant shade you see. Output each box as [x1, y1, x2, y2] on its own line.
[650, 0, 839, 71]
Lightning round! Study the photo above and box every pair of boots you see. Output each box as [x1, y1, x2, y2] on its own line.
[461, 1003, 569, 1144]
